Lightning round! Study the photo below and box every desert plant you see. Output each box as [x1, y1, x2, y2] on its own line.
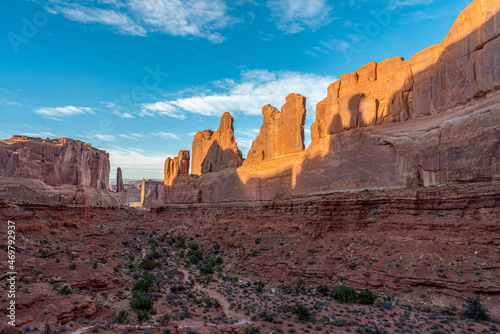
[130, 293, 154, 321]
[359, 289, 376, 305]
[316, 284, 329, 296]
[244, 326, 260, 334]
[462, 296, 490, 322]
[116, 309, 128, 323]
[58, 286, 72, 295]
[332, 285, 358, 303]
[291, 302, 311, 321]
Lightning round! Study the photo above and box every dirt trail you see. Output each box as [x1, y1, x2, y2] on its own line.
[180, 268, 251, 326]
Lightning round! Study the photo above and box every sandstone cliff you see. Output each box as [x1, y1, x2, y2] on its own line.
[245, 94, 306, 165]
[161, 0, 500, 204]
[140, 179, 164, 208]
[0, 136, 126, 206]
[191, 112, 243, 175]
[312, 0, 500, 139]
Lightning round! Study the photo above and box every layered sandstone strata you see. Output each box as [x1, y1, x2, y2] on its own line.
[191, 112, 243, 175]
[0, 136, 125, 205]
[161, 0, 500, 204]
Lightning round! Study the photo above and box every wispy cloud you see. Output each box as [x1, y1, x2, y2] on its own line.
[113, 110, 135, 119]
[142, 69, 336, 120]
[118, 133, 146, 140]
[388, 0, 434, 9]
[267, 0, 335, 33]
[152, 132, 181, 140]
[35, 105, 95, 120]
[94, 134, 115, 141]
[234, 128, 260, 155]
[107, 146, 175, 180]
[39, 0, 233, 42]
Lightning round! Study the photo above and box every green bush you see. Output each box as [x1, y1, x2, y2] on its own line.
[244, 326, 260, 334]
[255, 281, 265, 293]
[116, 309, 128, 324]
[359, 289, 376, 305]
[291, 302, 311, 321]
[139, 257, 160, 270]
[462, 296, 490, 322]
[257, 309, 274, 322]
[316, 284, 329, 296]
[133, 273, 156, 292]
[69, 262, 77, 270]
[332, 285, 359, 303]
[58, 286, 72, 295]
[130, 293, 154, 321]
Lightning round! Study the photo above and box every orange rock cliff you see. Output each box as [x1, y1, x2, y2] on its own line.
[160, 0, 500, 204]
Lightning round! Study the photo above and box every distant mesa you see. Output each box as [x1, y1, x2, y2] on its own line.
[0, 135, 126, 206]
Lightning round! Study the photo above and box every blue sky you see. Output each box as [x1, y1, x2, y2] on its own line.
[0, 0, 471, 180]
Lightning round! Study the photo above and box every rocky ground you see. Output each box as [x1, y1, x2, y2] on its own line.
[0, 182, 499, 334]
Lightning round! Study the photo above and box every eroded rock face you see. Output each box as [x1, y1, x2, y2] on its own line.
[245, 94, 306, 165]
[160, 0, 500, 204]
[140, 179, 164, 208]
[116, 167, 124, 192]
[191, 112, 243, 175]
[163, 150, 196, 203]
[311, 0, 500, 140]
[0, 136, 125, 206]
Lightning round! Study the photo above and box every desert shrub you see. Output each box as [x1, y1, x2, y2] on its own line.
[69, 262, 77, 270]
[295, 277, 305, 293]
[462, 296, 490, 322]
[291, 302, 311, 321]
[257, 309, 274, 322]
[359, 289, 376, 305]
[134, 273, 156, 292]
[157, 313, 171, 325]
[117, 309, 128, 323]
[58, 286, 72, 295]
[130, 293, 154, 321]
[255, 281, 265, 293]
[316, 284, 329, 296]
[332, 285, 359, 303]
[244, 326, 260, 334]
[139, 257, 160, 271]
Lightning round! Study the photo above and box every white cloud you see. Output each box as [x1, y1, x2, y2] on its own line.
[114, 110, 135, 119]
[41, 0, 232, 42]
[388, 0, 433, 8]
[142, 69, 337, 120]
[234, 128, 260, 156]
[93, 134, 115, 141]
[24, 131, 56, 138]
[107, 146, 174, 180]
[35, 106, 95, 119]
[267, 0, 334, 33]
[152, 132, 181, 140]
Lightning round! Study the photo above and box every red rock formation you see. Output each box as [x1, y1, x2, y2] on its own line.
[160, 0, 500, 204]
[311, 0, 500, 139]
[244, 94, 306, 165]
[0, 136, 125, 206]
[191, 112, 243, 175]
[116, 167, 124, 192]
[140, 179, 164, 208]
[163, 150, 199, 203]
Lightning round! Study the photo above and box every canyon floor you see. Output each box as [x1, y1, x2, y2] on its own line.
[1, 182, 499, 334]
